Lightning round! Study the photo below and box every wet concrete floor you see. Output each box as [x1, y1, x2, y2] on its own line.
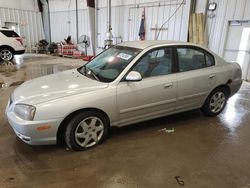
[0, 54, 250, 188]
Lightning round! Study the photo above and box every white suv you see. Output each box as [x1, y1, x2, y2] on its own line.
[0, 28, 25, 61]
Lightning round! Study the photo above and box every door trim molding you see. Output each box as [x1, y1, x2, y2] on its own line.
[178, 92, 207, 101]
[119, 98, 176, 114]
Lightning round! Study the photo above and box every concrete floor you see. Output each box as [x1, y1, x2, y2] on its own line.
[0, 54, 250, 188]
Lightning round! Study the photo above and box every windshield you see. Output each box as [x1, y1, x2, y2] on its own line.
[78, 46, 141, 82]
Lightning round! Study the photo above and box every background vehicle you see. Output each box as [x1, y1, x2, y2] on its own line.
[5, 41, 242, 151]
[0, 28, 25, 61]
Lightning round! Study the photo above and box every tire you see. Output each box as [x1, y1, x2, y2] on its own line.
[0, 48, 14, 61]
[65, 111, 109, 151]
[202, 87, 229, 116]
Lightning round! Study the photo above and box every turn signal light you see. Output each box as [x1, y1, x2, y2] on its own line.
[36, 125, 51, 131]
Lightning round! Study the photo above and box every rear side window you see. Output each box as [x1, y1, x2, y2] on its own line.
[177, 47, 215, 72]
[0, 30, 19, 37]
[205, 53, 215, 67]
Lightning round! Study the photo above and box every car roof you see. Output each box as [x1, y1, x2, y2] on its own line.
[117, 40, 202, 50]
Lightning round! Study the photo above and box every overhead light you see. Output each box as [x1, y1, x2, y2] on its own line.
[208, 2, 217, 11]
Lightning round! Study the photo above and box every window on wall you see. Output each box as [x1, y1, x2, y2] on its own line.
[177, 47, 215, 72]
[132, 48, 172, 78]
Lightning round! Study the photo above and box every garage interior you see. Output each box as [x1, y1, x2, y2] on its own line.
[0, 0, 250, 187]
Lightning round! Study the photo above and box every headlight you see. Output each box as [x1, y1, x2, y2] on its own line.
[14, 104, 36, 121]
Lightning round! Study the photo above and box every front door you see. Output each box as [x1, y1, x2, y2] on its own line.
[116, 47, 177, 126]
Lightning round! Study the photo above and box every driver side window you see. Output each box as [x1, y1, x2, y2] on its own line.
[132, 48, 172, 78]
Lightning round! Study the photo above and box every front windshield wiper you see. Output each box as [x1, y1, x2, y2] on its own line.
[85, 66, 100, 81]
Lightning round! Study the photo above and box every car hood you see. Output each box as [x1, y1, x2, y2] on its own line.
[13, 69, 109, 105]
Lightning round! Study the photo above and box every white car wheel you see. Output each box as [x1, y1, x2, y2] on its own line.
[202, 87, 228, 116]
[0, 49, 14, 61]
[209, 91, 226, 113]
[74, 117, 104, 148]
[65, 111, 108, 151]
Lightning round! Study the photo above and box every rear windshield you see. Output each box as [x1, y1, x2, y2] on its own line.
[0, 30, 19, 37]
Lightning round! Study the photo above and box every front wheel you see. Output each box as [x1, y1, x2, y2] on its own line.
[202, 88, 228, 116]
[0, 48, 14, 61]
[65, 111, 109, 151]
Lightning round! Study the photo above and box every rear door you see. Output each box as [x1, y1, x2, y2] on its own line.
[175, 46, 217, 111]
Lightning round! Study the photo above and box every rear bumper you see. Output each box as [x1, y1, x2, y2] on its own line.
[15, 49, 25, 55]
[229, 78, 243, 97]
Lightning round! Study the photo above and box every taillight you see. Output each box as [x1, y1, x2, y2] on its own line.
[16, 38, 23, 45]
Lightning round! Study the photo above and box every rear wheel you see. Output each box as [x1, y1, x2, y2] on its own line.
[0, 48, 14, 61]
[65, 111, 108, 151]
[202, 88, 228, 116]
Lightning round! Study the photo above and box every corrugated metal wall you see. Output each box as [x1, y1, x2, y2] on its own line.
[0, 7, 45, 52]
[50, 9, 90, 44]
[96, 0, 190, 52]
[49, 0, 191, 54]
[207, 0, 250, 56]
[2, 0, 250, 57]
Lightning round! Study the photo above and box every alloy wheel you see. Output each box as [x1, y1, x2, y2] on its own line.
[0, 49, 13, 61]
[209, 91, 226, 113]
[74, 116, 104, 148]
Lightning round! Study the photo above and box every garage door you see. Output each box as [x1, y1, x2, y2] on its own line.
[224, 20, 250, 81]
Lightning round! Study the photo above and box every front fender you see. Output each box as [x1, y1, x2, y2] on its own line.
[34, 87, 117, 124]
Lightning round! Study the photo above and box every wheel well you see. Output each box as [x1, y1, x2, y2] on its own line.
[56, 108, 110, 145]
[0, 45, 15, 53]
[214, 84, 231, 97]
[202, 84, 231, 109]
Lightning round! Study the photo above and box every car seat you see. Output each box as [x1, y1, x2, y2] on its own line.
[192, 54, 205, 69]
[151, 57, 171, 76]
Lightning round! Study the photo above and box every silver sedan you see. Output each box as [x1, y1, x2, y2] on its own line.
[5, 41, 242, 150]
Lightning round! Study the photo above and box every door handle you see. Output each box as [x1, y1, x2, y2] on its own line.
[209, 74, 216, 79]
[164, 83, 173, 88]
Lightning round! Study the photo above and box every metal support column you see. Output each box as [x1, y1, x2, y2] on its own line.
[94, 0, 98, 55]
[76, 0, 79, 42]
[47, 0, 51, 43]
[104, 0, 113, 48]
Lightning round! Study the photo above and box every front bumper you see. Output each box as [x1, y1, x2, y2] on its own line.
[6, 111, 63, 145]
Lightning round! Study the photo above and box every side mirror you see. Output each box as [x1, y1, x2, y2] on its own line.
[125, 71, 142, 81]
